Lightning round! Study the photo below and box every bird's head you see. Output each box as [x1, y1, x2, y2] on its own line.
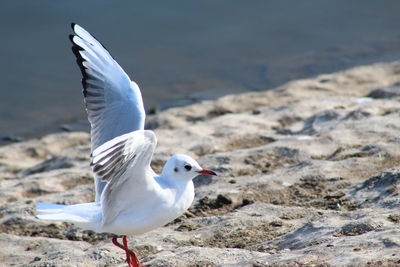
[162, 154, 217, 181]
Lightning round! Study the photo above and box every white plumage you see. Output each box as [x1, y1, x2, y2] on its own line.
[36, 24, 216, 241]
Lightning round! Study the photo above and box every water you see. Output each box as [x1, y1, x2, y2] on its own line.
[2, 1, 400, 143]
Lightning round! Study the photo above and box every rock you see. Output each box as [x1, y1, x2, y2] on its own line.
[337, 222, 376, 236]
[2, 61, 400, 266]
[19, 156, 74, 176]
[350, 170, 400, 209]
[298, 109, 340, 135]
[366, 82, 400, 99]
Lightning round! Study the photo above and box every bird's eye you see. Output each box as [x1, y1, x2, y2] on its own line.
[174, 167, 178, 172]
[184, 165, 192, 171]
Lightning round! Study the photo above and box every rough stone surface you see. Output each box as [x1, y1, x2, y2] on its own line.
[1, 61, 400, 266]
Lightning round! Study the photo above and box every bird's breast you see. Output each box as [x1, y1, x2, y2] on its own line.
[104, 181, 195, 235]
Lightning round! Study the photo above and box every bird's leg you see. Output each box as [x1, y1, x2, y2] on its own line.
[122, 235, 131, 265]
[122, 235, 141, 267]
[112, 236, 133, 266]
[112, 235, 143, 267]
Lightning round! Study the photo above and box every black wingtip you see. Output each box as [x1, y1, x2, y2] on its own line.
[69, 32, 89, 94]
[68, 34, 75, 43]
[68, 22, 112, 98]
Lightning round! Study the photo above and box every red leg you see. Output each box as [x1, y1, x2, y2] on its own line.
[112, 236, 133, 267]
[122, 235, 132, 265]
[112, 235, 143, 267]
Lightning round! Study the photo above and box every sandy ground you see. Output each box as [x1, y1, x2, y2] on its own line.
[1, 61, 400, 266]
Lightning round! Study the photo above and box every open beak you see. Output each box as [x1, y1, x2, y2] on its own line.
[196, 169, 217, 176]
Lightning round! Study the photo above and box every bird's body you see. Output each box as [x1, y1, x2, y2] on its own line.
[103, 176, 194, 235]
[38, 163, 194, 235]
[36, 23, 216, 267]
[36, 128, 207, 236]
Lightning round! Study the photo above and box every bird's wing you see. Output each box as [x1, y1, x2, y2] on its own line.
[69, 23, 146, 150]
[90, 130, 157, 225]
[69, 23, 146, 200]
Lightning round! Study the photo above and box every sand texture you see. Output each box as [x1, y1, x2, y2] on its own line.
[1, 61, 400, 266]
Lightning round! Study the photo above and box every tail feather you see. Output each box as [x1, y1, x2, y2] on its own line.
[35, 202, 101, 227]
[37, 213, 89, 223]
[36, 203, 66, 214]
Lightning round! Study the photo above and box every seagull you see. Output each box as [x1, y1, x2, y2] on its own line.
[36, 23, 217, 267]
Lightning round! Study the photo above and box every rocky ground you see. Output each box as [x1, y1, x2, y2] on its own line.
[1, 61, 400, 267]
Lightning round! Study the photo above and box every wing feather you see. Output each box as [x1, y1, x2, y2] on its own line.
[90, 130, 157, 225]
[70, 23, 147, 201]
[69, 23, 146, 150]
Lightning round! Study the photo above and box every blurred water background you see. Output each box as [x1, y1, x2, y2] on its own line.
[2, 0, 400, 144]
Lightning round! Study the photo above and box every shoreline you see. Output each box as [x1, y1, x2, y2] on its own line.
[5, 1, 400, 153]
[3, 54, 400, 148]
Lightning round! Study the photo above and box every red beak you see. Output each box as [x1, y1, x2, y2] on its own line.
[196, 169, 217, 176]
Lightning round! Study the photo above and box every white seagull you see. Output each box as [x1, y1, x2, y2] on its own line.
[36, 23, 217, 267]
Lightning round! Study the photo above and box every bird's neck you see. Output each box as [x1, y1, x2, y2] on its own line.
[157, 173, 192, 190]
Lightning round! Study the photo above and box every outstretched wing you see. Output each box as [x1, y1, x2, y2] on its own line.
[69, 23, 145, 150]
[69, 23, 146, 200]
[91, 130, 157, 225]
